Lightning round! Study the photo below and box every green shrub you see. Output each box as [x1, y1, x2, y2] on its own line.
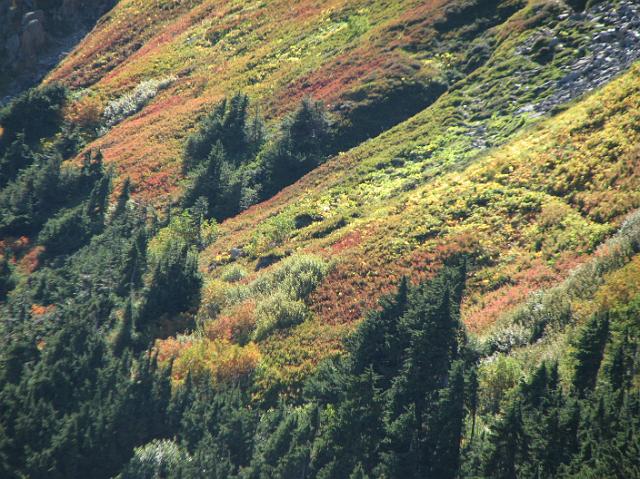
[221, 264, 248, 283]
[251, 254, 329, 300]
[478, 354, 523, 414]
[253, 292, 308, 341]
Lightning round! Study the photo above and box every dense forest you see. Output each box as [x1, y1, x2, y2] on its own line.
[1, 84, 639, 478]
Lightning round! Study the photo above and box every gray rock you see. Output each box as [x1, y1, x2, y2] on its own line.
[20, 18, 47, 60]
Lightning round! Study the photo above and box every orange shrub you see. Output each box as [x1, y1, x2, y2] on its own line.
[64, 95, 103, 130]
[31, 304, 55, 316]
[204, 301, 256, 344]
[154, 336, 192, 364]
[20, 246, 44, 273]
[172, 339, 260, 385]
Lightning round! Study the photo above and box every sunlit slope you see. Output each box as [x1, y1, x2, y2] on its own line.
[46, 0, 525, 200]
[188, 62, 640, 394]
[41, 0, 640, 394]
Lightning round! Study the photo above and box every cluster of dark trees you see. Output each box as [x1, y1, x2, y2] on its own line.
[181, 93, 331, 221]
[1, 85, 639, 478]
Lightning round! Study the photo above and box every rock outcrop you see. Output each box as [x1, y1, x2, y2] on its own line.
[0, 0, 116, 102]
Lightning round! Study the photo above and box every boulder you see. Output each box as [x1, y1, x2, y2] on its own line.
[20, 18, 46, 60]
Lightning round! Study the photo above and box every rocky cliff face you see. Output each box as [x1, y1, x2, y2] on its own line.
[0, 0, 116, 102]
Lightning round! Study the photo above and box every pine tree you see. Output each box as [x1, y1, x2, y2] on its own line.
[118, 228, 147, 295]
[380, 266, 466, 478]
[467, 367, 479, 444]
[262, 98, 331, 197]
[348, 276, 409, 384]
[311, 368, 385, 478]
[482, 400, 526, 479]
[182, 142, 224, 214]
[0, 133, 35, 187]
[139, 241, 201, 330]
[426, 360, 466, 478]
[572, 313, 609, 397]
[84, 172, 111, 233]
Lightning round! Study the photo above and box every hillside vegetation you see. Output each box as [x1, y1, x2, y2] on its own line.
[1, 0, 640, 477]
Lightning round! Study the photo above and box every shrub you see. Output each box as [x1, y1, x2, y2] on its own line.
[247, 214, 295, 256]
[147, 211, 199, 261]
[172, 339, 260, 384]
[484, 208, 640, 353]
[478, 354, 523, 414]
[199, 217, 219, 250]
[119, 439, 190, 479]
[204, 301, 256, 345]
[101, 77, 175, 130]
[199, 279, 248, 319]
[221, 264, 248, 283]
[253, 292, 308, 341]
[251, 254, 330, 299]
[64, 94, 103, 131]
[198, 255, 329, 344]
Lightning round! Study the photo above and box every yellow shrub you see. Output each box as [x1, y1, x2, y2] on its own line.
[172, 339, 260, 385]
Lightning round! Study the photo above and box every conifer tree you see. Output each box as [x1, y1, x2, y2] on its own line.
[139, 241, 201, 329]
[482, 400, 525, 479]
[572, 313, 609, 396]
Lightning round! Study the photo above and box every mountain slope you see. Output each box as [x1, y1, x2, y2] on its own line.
[46, 0, 527, 200]
[2, 0, 640, 477]
[150, 0, 640, 394]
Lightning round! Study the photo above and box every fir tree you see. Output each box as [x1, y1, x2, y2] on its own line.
[572, 313, 609, 397]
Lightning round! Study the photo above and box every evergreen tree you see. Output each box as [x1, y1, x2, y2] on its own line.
[572, 313, 609, 397]
[118, 228, 147, 295]
[0, 134, 36, 187]
[426, 360, 466, 478]
[0, 256, 14, 301]
[139, 241, 201, 331]
[0, 84, 67, 152]
[261, 98, 331, 197]
[0, 153, 62, 235]
[467, 367, 479, 444]
[311, 368, 384, 478]
[348, 276, 409, 384]
[378, 266, 467, 479]
[482, 400, 526, 479]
